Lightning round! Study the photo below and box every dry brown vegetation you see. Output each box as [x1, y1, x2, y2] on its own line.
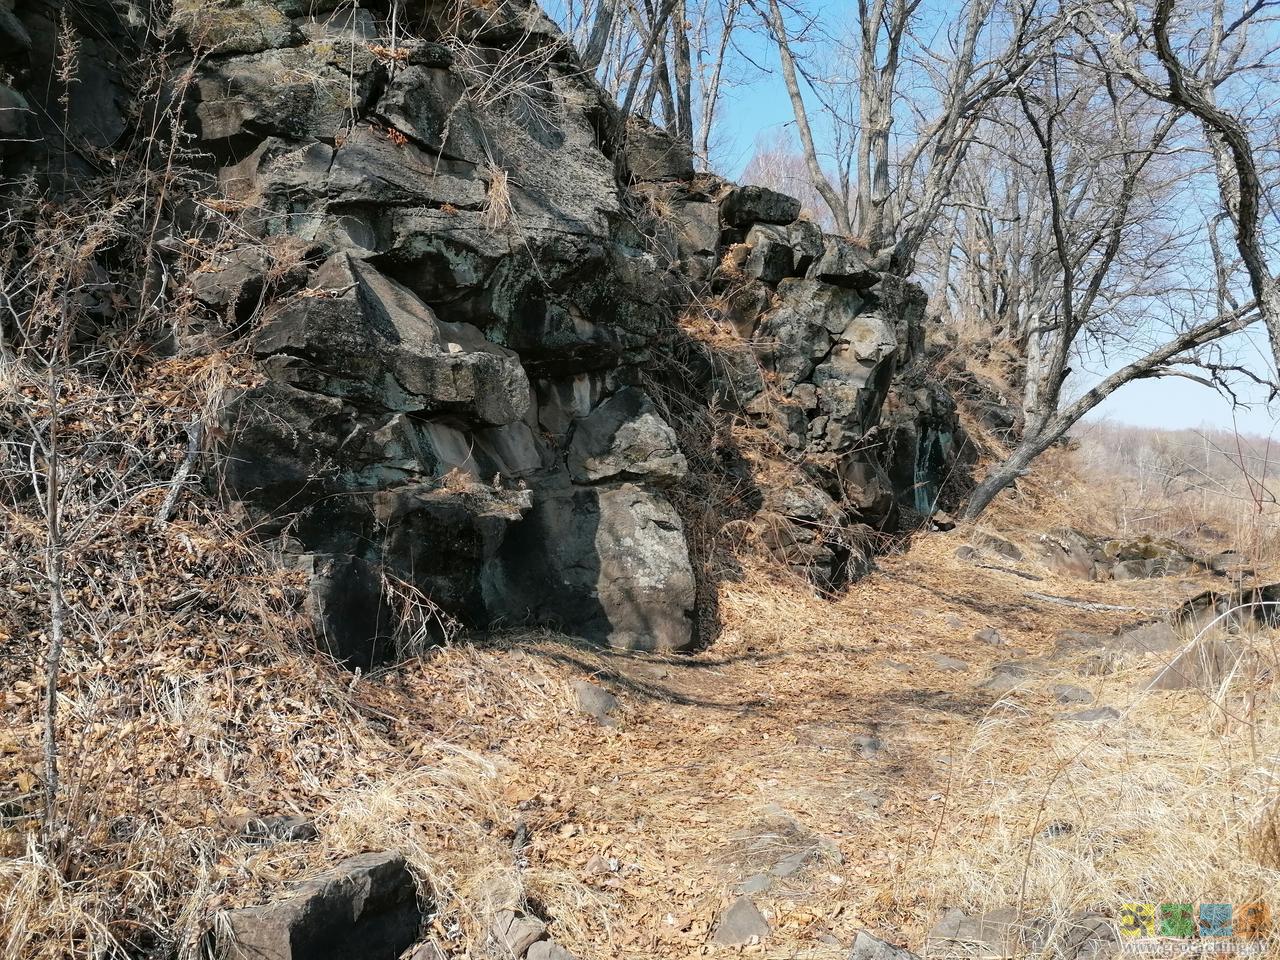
[0, 182, 1275, 960]
[1070, 419, 1280, 560]
[4, 349, 1280, 958]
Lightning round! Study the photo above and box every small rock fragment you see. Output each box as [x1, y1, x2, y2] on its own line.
[737, 874, 772, 895]
[489, 910, 547, 957]
[1116, 621, 1181, 654]
[927, 908, 1023, 957]
[971, 531, 1023, 561]
[235, 814, 318, 844]
[217, 852, 419, 960]
[405, 942, 447, 960]
[849, 929, 920, 960]
[712, 896, 770, 946]
[1055, 912, 1118, 960]
[526, 942, 580, 960]
[978, 658, 1049, 693]
[583, 853, 613, 877]
[853, 734, 884, 760]
[770, 849, 811, 878]
[1145, 637, 1244, 691]
[572, 680, 619, 725]
[930, 653, 969, 672]
[973, 628, 1004, 647]
[1052, 684, 1095, 705]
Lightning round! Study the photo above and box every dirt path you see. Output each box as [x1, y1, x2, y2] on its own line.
[399, 533, 1243, 957]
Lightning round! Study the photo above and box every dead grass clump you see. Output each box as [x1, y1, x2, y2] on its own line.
[901, 633, 1280, 952]
[480, 164, 516, 232]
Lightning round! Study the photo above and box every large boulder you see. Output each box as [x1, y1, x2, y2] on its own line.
[808, 237, 880, 290]
[191, 41, 383, 148]
[483, 483, 697, 651]
[623, 118, 695, 182]
[722, 185, 801, 227]
[171, 0, 303, 55]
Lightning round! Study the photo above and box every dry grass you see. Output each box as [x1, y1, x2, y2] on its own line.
[480, 164, 516, 233]
[4, 350, 1280, 958]
[1070, 419, 1280, 562]
[0, 348, 509, 958]
[907, 619, 1280, 948]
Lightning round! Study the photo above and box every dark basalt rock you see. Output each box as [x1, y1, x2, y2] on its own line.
[215, 852, 421, 960]
[808, 236, 881, 290]
[483, 481, 697, 652]
[567, 387, 687, 486]
[622, 117, 696, 182]
[5, 0, 968, 665]
[722, 184, 802, 227]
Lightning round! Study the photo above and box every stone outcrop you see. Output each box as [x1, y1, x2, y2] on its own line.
[2, 0, 968, 664]
[1037, 529, 1203, 581]
[214, 852, 421, 960]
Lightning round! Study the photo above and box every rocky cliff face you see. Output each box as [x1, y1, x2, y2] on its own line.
[1, 0, 968, 666]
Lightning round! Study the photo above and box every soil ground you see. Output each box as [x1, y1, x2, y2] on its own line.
[394, 531, 1275, 957]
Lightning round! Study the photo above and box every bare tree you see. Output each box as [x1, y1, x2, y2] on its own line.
[558, 0, 744, 163]
[754, 0, 1056, 266]
[1009, 57, 1186, 438]
[854, 0, 919, 249]
[962, 0, 1280, 518]
[671, 0, 695, 141]
[582, 0, 620, 70]
[1148, 0, 1280, 364]
[695, 0, 743, 160]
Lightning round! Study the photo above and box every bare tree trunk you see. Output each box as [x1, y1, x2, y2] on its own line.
[617, 0, 677, 125]
[671, 0, 693, 142]
[856, 0, 911, 250]
[695, 0, 739, 160]
[648, 36, 676, 125]
[582, 0, 618, 71]
[1020, 316, 1048, 430]
[1016, 84, 1074, 437]
[761, 0, 854, 234]
[1149, 0, 1280, 369]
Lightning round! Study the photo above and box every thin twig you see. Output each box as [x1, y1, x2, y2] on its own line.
[154, 419, 203, 527]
